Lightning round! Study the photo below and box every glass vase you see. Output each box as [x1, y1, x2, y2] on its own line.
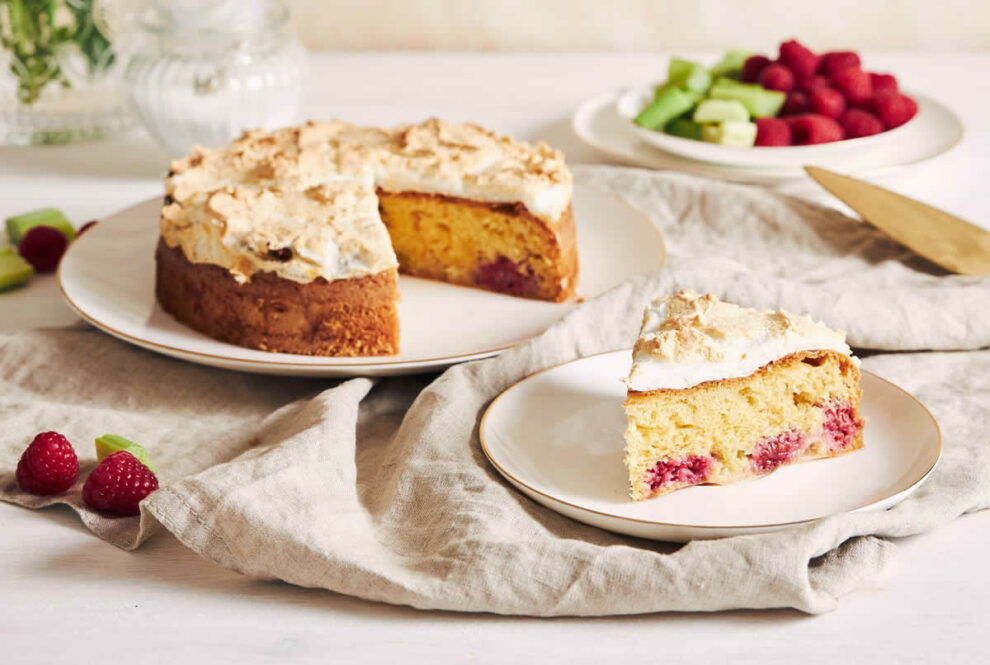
[123, 0, 306, 157]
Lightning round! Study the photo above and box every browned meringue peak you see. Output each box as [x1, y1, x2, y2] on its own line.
[167, 118, 572, 221]
[160, 179, 396, 285]
[160, 118, 573, 286]
[627, 290, 854, 392]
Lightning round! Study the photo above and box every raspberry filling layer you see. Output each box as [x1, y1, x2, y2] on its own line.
[644, 454, 715, 493]
[750, 429, 806, 472]
[822, 400, 862, 450]
[477, 255, 538, 297]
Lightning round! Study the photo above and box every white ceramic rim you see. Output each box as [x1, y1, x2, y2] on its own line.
[571, 90, 964, 182]
[616, 82, 919, 163]
[479, 350, 943, 532]
[57, 185, 666, 373]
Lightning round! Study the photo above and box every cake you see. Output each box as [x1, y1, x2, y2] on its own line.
[623, 290, 863, 501]
[156, 118, 577, 356]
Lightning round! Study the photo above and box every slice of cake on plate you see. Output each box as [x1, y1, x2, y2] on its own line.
[156, 118, 578, 357]
[623, 290, 863, 501]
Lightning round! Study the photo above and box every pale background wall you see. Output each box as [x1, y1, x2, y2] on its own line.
[286, 0, 990, 52]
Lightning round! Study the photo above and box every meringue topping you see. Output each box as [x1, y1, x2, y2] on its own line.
[626, 290, 856, 392]
[160, 118, 572, 284]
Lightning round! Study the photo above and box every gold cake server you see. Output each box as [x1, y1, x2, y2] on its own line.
[805, 166, 990, 276]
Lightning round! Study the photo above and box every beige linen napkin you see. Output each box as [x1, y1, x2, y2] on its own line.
[2, 166, 989, 615]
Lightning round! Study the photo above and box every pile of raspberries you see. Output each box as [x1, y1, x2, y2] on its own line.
[743, 40, 918, 146]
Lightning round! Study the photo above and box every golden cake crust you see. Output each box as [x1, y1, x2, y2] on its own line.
[155, 240, 399, 356]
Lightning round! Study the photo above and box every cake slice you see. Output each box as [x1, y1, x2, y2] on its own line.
[623, 290, 863, 501]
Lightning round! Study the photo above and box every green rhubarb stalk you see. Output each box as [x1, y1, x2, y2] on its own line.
[0, 0, 112, 104]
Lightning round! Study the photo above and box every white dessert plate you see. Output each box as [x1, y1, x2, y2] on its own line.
[57, 183, 665, 377]
[616, 83, 917, 169]
[572, 89, 963, 184]
[480, 350, 941, 542]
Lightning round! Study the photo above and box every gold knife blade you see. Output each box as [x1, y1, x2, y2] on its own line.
[805, 166, 990, 276]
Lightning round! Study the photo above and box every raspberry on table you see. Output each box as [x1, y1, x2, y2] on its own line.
[809, 88, 847, 119]
[869, 72, 899, 95]
[778, 39, 819, 78]
[82, 451, 159, 516]
[16, 431, 79, 495]
[840, 108, 885, 138]
[780, 91, 809, 115]
[819, 51, 861, 77]
[874, 91, 918, 129]
[18, 226, 68, 273]
[754, 117, 792, 146]
[758, 63, 795, 92]
[789, 114, 845, 145]
[741, 54, 771, 82]
[830, 66, 873, 106]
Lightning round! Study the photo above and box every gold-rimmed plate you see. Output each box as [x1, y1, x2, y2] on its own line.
[480, 350, 941, 541]
[57, 183, 665, 376]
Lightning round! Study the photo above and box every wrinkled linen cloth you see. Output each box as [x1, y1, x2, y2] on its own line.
[2, 166, 989, 615]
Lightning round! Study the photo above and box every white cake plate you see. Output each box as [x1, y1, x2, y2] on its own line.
[481, 350, 941, 542]
[57, 183, 665, 377]
[572, 89, 963, 184]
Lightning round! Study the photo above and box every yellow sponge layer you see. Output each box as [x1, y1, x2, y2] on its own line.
[377, 190, 578, 302]
[623, 350, 862, 500]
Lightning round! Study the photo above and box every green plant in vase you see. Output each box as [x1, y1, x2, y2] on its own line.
[0, 0, 130, 145]
[1, 0, 114, 104]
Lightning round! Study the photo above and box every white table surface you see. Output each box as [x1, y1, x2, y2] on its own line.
[1, 52, 988, 664]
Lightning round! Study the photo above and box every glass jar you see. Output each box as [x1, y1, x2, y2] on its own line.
[123, 0, 305, 156]
[0, 0, 133, 145]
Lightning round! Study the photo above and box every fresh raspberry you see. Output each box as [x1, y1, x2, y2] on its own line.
[869, 72, 899, 95]
[830, 66, 873, 106]
[809, 88, 847, 119]
[819, 51, 861, 77]
[16, 431, 79, 495]
[780, 115, 805, 135]
[758, 63, 795, 92]
[18, 226, 68, 273]
[854, 96, 878, 113]
[874, 91, 918, 129]
[82, 451, 159, 516]
[741, 54, 771, 82]
[754, 117, 792, 146]
[76, 220, 98, 237]
[778, 39, 819, 78]
[780, 91, 809, 115]
[797, 74, 829, 94]
[789, 114, 845, 145]
[840, 108, 884, 138]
